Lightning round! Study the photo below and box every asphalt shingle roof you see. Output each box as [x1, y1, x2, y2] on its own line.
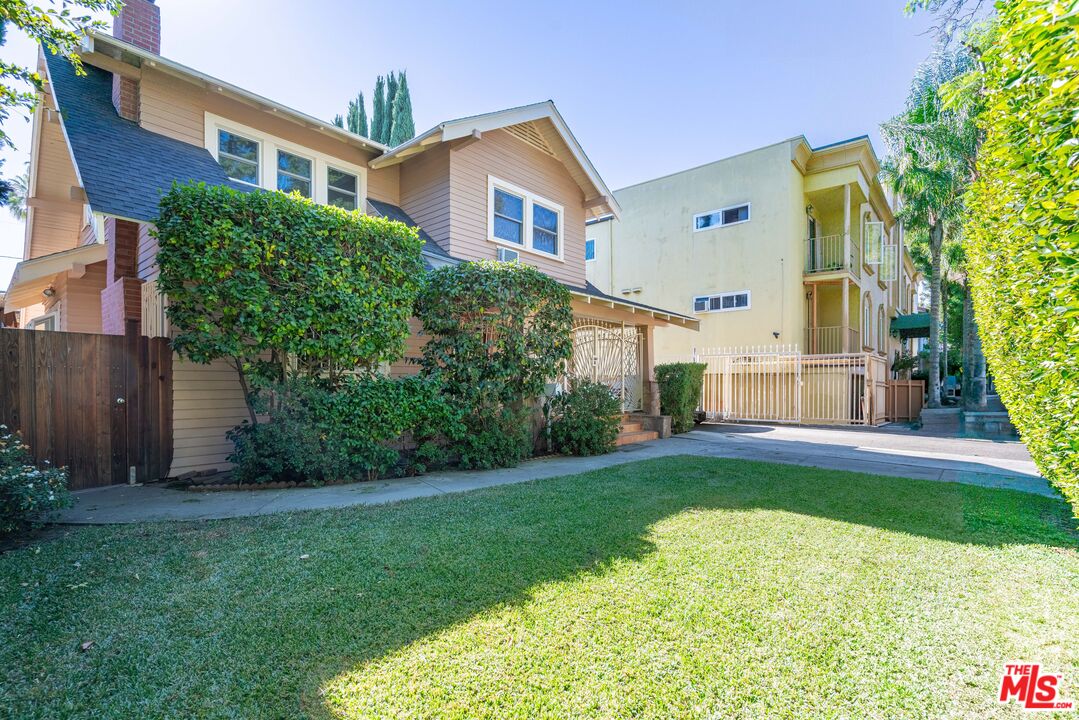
[366, 199, 453, 261]
[44, 53, 246, 222]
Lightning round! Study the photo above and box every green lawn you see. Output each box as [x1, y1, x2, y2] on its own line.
[1, 457, 1077, 719]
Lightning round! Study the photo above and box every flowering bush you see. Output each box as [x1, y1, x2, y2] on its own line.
[0, 426, 71, 535]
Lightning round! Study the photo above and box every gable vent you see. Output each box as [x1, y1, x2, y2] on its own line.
[504, 122, 556, 157]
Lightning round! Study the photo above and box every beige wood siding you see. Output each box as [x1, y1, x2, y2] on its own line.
[447, 128, 586, 286]
[388, 317, 427, 377]
[29, 85, 83, 259]
[368, 165, 400, 205]
[138, 67, 205, 144]
[137, 223, 158, 281]
[62, 261, 106, 333]
[399, 144, 451, 250]
[169, 357, 248, 476]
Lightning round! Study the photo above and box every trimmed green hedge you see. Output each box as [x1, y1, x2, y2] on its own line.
[550, 380, 622, 456]
[961, 1, 1079, 517]
[655, 363, 706, 434]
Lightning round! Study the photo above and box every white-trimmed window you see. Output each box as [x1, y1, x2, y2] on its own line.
[277, 150, 312, 198]
[693, 290, 751, 313]
[488, 176, 564, 260]
[694, 203, 751, 232]
[327, 167, 358, 210]
[585, 238, 596, 262]
[217, 129, 260, 186]
[206, 112, 367, 210]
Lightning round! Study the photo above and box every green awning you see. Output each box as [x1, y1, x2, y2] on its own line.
[891, 312, 931, 339]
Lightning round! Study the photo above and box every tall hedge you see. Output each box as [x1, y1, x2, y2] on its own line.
[156, 183, 425, 387]
[962, 1, 1079, 516]
[655, 363, 706, 433]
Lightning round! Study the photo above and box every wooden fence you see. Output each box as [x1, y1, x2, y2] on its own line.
[0, 323, 172, 489]
[695, 346, 887, 426]
[885, 379, 925, 422]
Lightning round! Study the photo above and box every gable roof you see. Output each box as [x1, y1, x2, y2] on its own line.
[43, 51, 248, 223]
[369, 101, 621, 219]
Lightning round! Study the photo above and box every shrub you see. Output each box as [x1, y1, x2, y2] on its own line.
[156, 183, 426, 419]
[550, 381, 621, 456]
[414, 261, 573, 469]
[655, 363, 706, 433]
[228, 375, 462, 485]
[958, 1, 1079, 516]
[0, 426, 70, 535]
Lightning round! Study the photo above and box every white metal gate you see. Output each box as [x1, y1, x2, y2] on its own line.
[570, 319, 643, 412]
[694, 345, 886, 426]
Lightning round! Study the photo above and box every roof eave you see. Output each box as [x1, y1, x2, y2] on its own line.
[84, 32, 390, 155]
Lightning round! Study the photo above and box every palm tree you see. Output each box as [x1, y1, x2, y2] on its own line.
[880, 44, 979, 408]
[6, 168, 28, 220]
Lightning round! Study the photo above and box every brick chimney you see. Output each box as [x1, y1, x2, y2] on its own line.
[111, 0, 160, 122]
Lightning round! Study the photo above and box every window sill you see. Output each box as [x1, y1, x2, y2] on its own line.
[489, 236, 564, 263]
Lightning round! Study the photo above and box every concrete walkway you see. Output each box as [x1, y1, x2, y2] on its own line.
[56, 423, 1055, 524]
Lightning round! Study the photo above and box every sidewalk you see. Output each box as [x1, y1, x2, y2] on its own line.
[55, 425, 1055, 525]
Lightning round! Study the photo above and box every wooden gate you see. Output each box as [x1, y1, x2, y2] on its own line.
[885, 379, 925, 422]
[0, 323, 172, 490]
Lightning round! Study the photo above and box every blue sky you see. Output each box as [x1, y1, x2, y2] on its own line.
[0, 0, 937, 285]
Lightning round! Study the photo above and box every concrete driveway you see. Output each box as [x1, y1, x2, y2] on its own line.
[55, 423, 1053, 525]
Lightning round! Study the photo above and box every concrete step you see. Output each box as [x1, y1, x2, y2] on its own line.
[620, 421, 643, 433]
[919, 407, 962, 432]
[615, 430, 659, 446]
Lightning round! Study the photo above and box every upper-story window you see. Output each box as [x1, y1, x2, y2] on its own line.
[694, 203, 750, 232]
[207, 113, 366, 211]
[217, 130, 259, 186]
[277, 150, 312, 198]
[585, 238, 596, 261]
[488, 176, 564, 260]
[327, 167, 358, 210]
[693, 290, 750, 313]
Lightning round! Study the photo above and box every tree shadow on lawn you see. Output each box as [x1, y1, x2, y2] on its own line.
[3, 455, 1076, 718]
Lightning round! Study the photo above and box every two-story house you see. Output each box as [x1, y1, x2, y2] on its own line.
[4, 0, 696, 479]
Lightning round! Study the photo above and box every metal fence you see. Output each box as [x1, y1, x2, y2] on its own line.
[693, 345, 886, 426]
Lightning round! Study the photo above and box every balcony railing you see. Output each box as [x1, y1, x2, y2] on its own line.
[805, 326, 860, 355]
[804, 235, 861, 279]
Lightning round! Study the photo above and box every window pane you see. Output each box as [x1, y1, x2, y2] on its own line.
[694, 298, 707, 312]
[494, 189, 524, 221]
[721, 295, 736, 309]
[533, 228, 558, 255]
[493, 216, 522, 244]
[533, 204, 558, 232]
[328, 167, 357, 193]
[218, 130, 258, 161]
[695, 212, 719, 230]
[278, 151, 312, 179]
[277, 174, 311, 197]
[734, 293, 748, 307]
[219, 155, 258, 184]
[585, 239, 595, 261]
[328, 188, 356, 211]
[709, 296, 722, 311]
[722, 205, 749, 225]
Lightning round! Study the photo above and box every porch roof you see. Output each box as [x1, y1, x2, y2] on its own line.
[568, 282, 699, 330]
[891, 312, 931, 339]
[4, 243, 107, 311]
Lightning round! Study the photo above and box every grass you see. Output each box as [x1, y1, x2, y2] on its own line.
[1, 456, 1077, 719]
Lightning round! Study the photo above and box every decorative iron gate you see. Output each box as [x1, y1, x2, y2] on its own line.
[570, 319, 643, 412]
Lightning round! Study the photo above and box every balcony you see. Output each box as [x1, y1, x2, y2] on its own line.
[804, 325, 859, 355]
[804, 234, 861, 280]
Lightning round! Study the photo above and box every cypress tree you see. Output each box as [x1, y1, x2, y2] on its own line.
[332, 114, 344, 129]
[389, 71, 415, 146]
[371, 75, 386, 144]
[384, 71, 398, 146]
[346, 92, 368, 137]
